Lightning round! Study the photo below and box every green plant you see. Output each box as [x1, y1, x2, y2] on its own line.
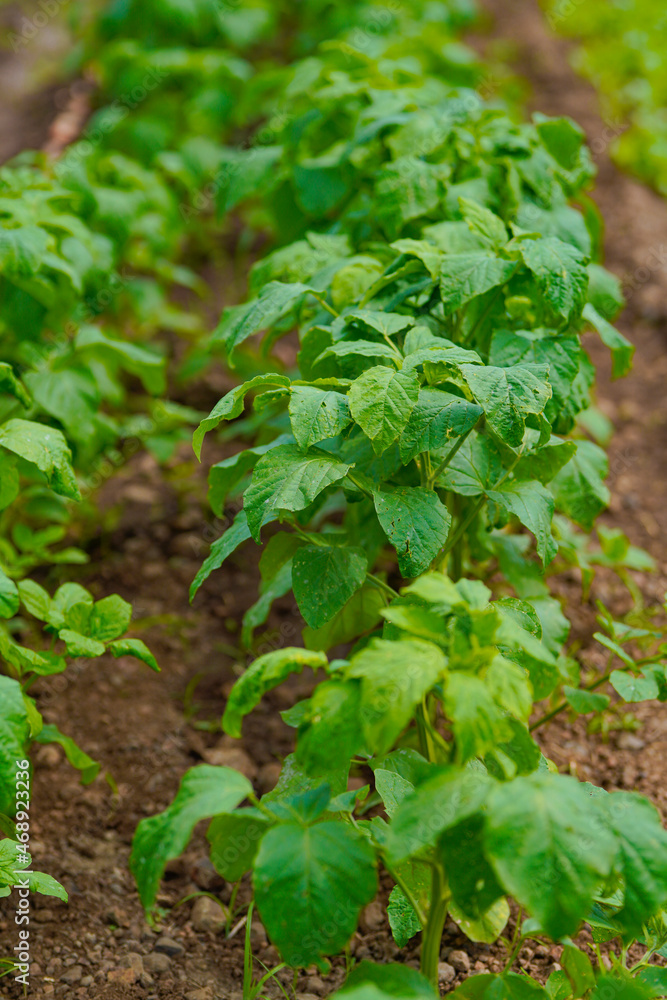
[132, 571, 667, 989]
[0, 576, 158, 817]
[126, 9, 667, 996]
[543, 0, 667, 198]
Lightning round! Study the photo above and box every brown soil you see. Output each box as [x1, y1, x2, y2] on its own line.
[2, 3, 667, 998]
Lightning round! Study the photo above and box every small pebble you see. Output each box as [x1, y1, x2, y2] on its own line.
[191, 896, 228, 934]
[450, 949, 471, 973]
[60, 966, 83, 984]
[144, 952, 172, 974]
[617, 732, 645, 751]
[154, 936, 184, 956]
[184, 989, 214, 1000]
[438, 962, 456, 985]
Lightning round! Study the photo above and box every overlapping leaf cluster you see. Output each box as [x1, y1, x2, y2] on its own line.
[131, 2, 667, 997]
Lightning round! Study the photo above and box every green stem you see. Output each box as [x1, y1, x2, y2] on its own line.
[421, 865, 449, 986]
[529, 669, 615, 732]
[437, 449, 524, 571]
[426, 429, 473, 489]
[366, 572, 399, 600]
[462, 284, 505, 347]
[310, 293, 339, 318]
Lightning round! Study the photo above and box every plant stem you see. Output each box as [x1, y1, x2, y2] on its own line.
[427, 429, 473, 489]
[462, 284, 505, 347]
[421, 865, 449, 986]
[529, 669, 615, 732]
[310, 293, 339, 318]
[366, 572, 399, 600]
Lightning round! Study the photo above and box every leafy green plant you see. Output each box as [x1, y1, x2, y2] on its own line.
[132, 571, 667, 988]
[128, 7, 667, 996]
[543, 0, 667, 199]
[0, 576, 158, 817]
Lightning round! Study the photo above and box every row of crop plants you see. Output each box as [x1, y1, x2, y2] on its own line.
[543, 0, 667, 196]
[3, 0, 667, 997]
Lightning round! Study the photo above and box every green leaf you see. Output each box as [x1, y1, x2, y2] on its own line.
[388, 886, 422, 947]
[253, 821, 377, 968]
[449, 972, 548, 1000]
[561, 945, 596, 997]
[244, 444, 352, 541]
[445, 674, 512, 763]
[440, 814, 505, 919]
[344, 310, 416, 338]
[373, 486, 452, 577]
[108, 638, 159, 672]
[535, 115, 586, 171]
[0, 363, 30, 407]
[484, 773, 618, 938]
[333, 961, 437, 1000]
[609, 670, 659, 703]
[190, 509, 255, 600]
[193, 374, 290, 458]
[0, 568, 18, 619]
[212, 281, 316, 356]
[636, 968, 667, 999]
[347, 638, 446, 754]
[242, 561, 293, 646]
[374, 769, 416, 817]
[17, 579, 51, 621]
[292, 545, 367, 628]
[218, 145, 283, 212]
[223, 648, 329, 738]
[487, 480, 557, 566]
[489, 330, 581, 415]
[461, 365, 551, 448]
[376, 157, 442, 239]
[438, 434, 503, 496]
[0, 840, 67, 900]
[551, 439, 609, 530]
[519, 237, 588, 323]
[399, 388, 482, 465]
[209, 437, 293, 515]
[0, 452, 18, 510]
[590, 976, 653, 1000]
[303, 583, 385, 652]
[387, 765, 491, 864]
[207, 809, 270, 882]
[130, 765, 252, 912]
[289, 386, 352, 450]
[450, 897, 510, 943]
[89, 594, 132, 642]
[0, 419, 80, 500]
[317, 340, 400, 364]
[35, 723, 100, 784]
[0, 676, 32, 815]
[563, 687, 610, 714]
[296, 680, 364, 773]
[583, 303, 634, 380]
[0, 225, 52, 276]
[601, 791, 667, 936]
[459, 197, 508, 249]
[349, 366, 420, 456]
[58, 629, 106, 657]
[439, 253, 516, 315]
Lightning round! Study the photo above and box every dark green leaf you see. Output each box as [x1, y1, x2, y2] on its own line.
[292, 545, 367, 628]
